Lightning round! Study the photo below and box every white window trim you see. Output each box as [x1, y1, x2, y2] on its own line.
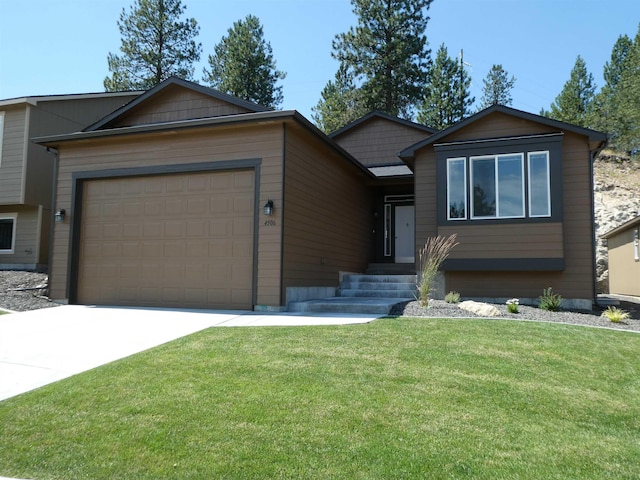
[634, 228, 639, 262]
[527, 151, 551, 218]
[446, 157, 467, 220]
[0, 212, 17, 254]
[0, 111, 5, 167]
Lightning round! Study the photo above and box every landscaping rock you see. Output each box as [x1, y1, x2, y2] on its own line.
[459, 300, 501, 317]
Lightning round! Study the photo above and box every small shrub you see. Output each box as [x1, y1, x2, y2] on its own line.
[601, 306, 630, 323]
[538, 287, 563, 311]
[506, 298, 519, 314]
[445, 291, 460, 304]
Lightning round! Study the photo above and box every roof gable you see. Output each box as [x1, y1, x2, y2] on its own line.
[400, 104, 608, 159]
[85, 77, 269, 131]
[330, 111, 436, 139]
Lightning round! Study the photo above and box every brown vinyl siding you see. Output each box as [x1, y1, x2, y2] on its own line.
[438, 223, 564, 259]
[607, 228, 640, 296]
[49, 123, 284, 306]
[413, 112, 597, 300]
[282, 124, 373, 297]
[109, 86, 252, 128]
[334, 117, 430, 166]
[0, 107, 28, 204]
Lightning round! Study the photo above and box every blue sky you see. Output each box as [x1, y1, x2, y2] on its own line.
[0, 0, 638, 121]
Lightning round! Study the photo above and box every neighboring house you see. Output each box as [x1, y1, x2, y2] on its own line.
[602, 215, 640, 296]
[35, 77, 607, 311]
[0, 91, 141, 271]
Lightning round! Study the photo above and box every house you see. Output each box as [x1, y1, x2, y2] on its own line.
[35, 77, 607, 311]
[602, 215, 640, 296]
[0, 91, 141, 271]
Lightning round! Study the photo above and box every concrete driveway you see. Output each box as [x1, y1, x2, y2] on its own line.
[0, 305, 378, 401]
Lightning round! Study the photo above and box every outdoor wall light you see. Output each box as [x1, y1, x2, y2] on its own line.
[263, 200, 274, 216]
[54, 209, 66, 223]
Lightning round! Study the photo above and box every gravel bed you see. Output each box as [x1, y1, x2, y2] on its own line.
[391, 299, 640, 332]
[0, 271, 60, 312]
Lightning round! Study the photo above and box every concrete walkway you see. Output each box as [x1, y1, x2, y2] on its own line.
[0, 305, 378, 402]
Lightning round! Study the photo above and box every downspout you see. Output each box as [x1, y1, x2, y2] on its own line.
[589, 148, 598, 308]
[46, 147, 59, 277]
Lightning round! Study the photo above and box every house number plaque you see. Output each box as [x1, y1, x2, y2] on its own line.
[264, 220, 276, 226]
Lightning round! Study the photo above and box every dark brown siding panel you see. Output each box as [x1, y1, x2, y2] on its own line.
[282, 124, 373, 291]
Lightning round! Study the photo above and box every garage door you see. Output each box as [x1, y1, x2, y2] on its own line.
[76, 170, 255, 309]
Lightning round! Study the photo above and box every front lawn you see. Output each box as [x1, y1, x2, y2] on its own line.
[1, 318, 639, 479]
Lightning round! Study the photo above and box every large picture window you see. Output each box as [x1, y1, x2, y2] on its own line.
[471, 154, 524, 219]
[446, 151, 551, 221]
[0, 214, 16, 254]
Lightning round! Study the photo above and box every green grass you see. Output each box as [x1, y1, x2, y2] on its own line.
[1, 318, 639, 479]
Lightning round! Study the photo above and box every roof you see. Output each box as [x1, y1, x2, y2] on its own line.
[399, 104, 609, 160]
[84, 77, 270, 131]
[329, 110, 437, 138]
[601, 215, 640, 239]
[0, 91, 143, 109]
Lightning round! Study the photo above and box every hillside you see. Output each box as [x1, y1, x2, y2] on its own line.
[594, 150, 640, 292]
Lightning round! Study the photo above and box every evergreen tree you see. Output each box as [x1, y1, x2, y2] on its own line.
[545, 55, 595, 127]
[417, 44, 474, 129]
[312, 65, 368, 134]
[203, 15, 286, 109]
[331, 0, 432, 119]
[480, 64, 516, 108]
[104, 0, 201, 91]
[612, 24, 640, 155]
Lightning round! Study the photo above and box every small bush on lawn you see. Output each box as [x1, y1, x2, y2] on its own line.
[538, 287, 562, 311]
[601, 306, 630, 323]
[445, 291, 460, 304]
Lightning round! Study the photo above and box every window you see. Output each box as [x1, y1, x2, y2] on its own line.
[470, 154, 524, 219]
[528, 151, 551, 217]
[0, 213, 16, 254]
[0, 111, 4, 167]
[447, 158, 466, 220]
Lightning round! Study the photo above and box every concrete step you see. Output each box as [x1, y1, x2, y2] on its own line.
[339, 289, 416, 298]
[340, 281, 416, 291]
[343, 274, 417, 284]
[288, 297, 407, 315]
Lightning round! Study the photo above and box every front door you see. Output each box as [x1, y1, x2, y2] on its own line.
[394, 205, 415, 263]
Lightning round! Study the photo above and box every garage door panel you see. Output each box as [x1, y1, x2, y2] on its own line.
[77, 169, 254, 309]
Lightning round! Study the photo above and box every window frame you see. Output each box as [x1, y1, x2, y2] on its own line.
[469, 153, 525, 220]
[527, 151, 551, 218]
[0, 111, 5, 167]
[446, 157, 467, 221]
[0, 213, 17, 254]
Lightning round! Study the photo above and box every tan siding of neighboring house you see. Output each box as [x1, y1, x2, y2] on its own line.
[414, 112, 597, 301]
[607, 228, 640, 296]
[0, 205, 40, 266]
[282, 124, 373, 298]
[0, 107, 28, 204]
[334, 117, 430, 166]
[50, 123, 284, 306]
[109, 87, 253, 128]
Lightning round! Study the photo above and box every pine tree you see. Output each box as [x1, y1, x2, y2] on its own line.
[104, 0, 201, 91]
[331, 0, 432, 119]
[545, 55, 595, 127]
[203, 15, 286, 109]
[613, 24, 640, 155]
[417, 44, 474, 129]
[480, 64, 516, 108]
[312, 65, 368, 134]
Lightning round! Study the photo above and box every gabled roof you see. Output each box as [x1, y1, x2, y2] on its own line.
[83, 76, 270, 132]
[399, 104, 609, 159]
[0, 91, 142, 108]
[601, 215, 640, 239]
[329, 110, 437, 138]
